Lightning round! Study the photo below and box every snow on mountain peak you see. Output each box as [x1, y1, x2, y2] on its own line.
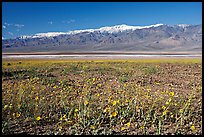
[19, 24, 164, 39]
[32, 32, 67, 38]
[177, 24, 190, 28]
[19, 32, 68, 39]
[97, 23, 164, 33]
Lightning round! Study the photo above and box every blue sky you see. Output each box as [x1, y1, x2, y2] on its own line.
[2, 2, 202, 39]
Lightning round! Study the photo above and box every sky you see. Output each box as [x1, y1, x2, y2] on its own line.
[2, 2, 202, 39]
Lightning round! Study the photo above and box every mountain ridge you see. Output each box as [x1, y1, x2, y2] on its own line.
[2, 24, 202, 53]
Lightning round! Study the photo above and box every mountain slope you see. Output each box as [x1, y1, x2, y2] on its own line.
[2, 24, 202, 53]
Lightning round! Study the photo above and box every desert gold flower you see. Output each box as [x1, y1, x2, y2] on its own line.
[179, 109, 184, 113]
[59, 126, 62, 131]
[74, 108, 79, 112]
[9, 104, 13, 109]
[121, 127, 126, 131]
[155, 82, 160, 85]
[108, 96, 112, 101]
[53, 85, 57, 89]
[162, 110, 168, 115]
[147, 88, 151, 92]
[190, 125, 195, 131]
[3, 105, 8, 109]
[103, 107, 110, 113]
[35, 96, 39, 100]
[165, 101, 170, 105]
[16, 112, 21, 118]
[112, 100, 117, 106]
[63, 114, 66, 118]
[162, 106, 166, 110]
[60, 117, 63, 121]
[97, 93, 100, 97]
[90, 125, 95, 130]
[36, 116, 41, 121]
[140, 126, 144, 129]
[84, 101, 89, 105]
[169, 92, 175, 96]
[110, 111, 118, 117]
[18, 104, 21, 108]
[125, 122, 131, 127]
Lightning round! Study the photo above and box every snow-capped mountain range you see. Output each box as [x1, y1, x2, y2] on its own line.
[2, 24, 202, 53]
[19, 24, 164, 39]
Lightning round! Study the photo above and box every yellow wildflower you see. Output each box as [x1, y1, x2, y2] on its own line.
[9, 104, 12, 109]
[16, 112, 21, 118]
[108, 97, 112, 102]
[165, 101, 170, 105]
[162, 106, 166, 110]
[35, 96, 39, 100]
[162, 110, 168, 115]
[60, 117, 63, 121]
[140, 126, 144, 129]
[125, 122, 131, 127]
[74, 108, 79, 112]
[110, 111, 118, 117]
[112, 100, 117, 106]
[59, 126, 62, 131]
[36, 116, 41, 121]
[169, 92, 175, 96]
[3, 105, 8, 109]
[63, 114, 66, 118]
[103, 107, 110, 113]
[53, 85, 57, 89]
[155, 82, 160, 85]
[121, 127, 126, 131]
[97, 93, 100, 97]
[190, 125, 195, 131]
[147, 88, 151, 92]
[90, 125, 95, 130]
[84, 101, 89, 105]
[179, 109, 183, 113]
